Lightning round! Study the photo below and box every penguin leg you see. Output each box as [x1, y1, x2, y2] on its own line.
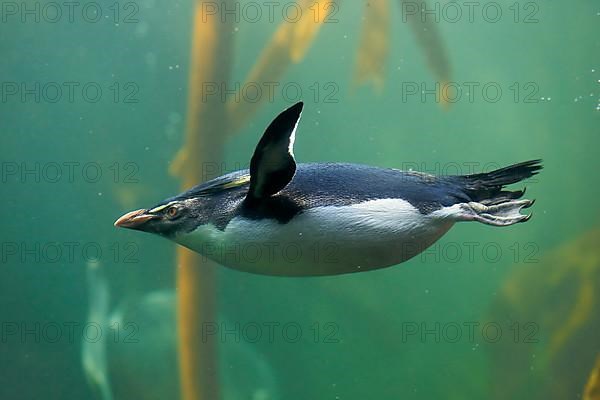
[453, 199, 535, 226]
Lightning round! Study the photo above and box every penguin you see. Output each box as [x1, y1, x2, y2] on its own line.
[114, 102, 542, 276]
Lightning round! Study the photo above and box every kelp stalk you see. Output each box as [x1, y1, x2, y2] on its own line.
[173, 1, 234, 399]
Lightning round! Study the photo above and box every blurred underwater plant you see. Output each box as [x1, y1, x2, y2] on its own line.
[487, 226, 600, 399]
[585, 355, 600, 400]
[227, 0, 453, 132]
[81, 262, 280, 400]
[354, 0, 452, 98]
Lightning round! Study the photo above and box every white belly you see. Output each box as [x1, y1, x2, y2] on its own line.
[174, 199, 454, 276]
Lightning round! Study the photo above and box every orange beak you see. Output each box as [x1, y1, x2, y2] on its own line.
[114, 209, 157, 228]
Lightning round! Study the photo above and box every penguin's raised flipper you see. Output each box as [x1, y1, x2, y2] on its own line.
[247, 102, 303, 199]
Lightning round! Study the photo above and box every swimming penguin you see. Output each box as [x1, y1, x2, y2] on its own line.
[115, 102, 542, 276]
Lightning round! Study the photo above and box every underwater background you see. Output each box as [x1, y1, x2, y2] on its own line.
[1, 0, 599, 399]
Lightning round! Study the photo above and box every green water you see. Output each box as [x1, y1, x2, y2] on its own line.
[1, 1, 599, 399]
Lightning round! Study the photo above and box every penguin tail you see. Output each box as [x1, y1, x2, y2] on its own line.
[458, 159, 542, 204]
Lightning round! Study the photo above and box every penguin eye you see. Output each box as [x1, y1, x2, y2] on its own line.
[165, 206, 179, 219]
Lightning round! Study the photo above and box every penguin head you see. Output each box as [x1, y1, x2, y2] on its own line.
[113, 197, 207, 239]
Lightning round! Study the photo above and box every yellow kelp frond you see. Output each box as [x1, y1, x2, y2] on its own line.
[353, 0, 390, 92]
[174, 2, 235, 400]
[291, 0, 337, 62]
[548, 274, 594, 359]
[400, 0, 452, 109]
[547, 231, 599, 361]
[169, 147, 188, 178]
[583, 355, 600, 400]
[585, 355, 600, 400]
[228, 0, 334, 133]
[227, 21, 294, 133]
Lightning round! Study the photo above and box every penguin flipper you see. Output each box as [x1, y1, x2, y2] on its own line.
[247, 102, 303, 199]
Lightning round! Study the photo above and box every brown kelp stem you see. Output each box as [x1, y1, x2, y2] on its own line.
[172, 2, 233, 399]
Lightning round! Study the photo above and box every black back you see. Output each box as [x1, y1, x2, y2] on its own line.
[174, 163, 471, 231]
